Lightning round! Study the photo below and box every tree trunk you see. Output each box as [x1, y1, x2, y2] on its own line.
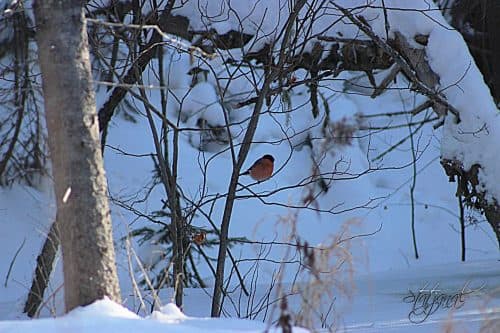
[24, 218, 59, 317]
[33, 0, 121, 312]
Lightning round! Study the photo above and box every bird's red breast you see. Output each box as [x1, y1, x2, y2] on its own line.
[242, 155, 274, 181]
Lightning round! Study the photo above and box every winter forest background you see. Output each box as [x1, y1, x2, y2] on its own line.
[0, 0, 499, 332]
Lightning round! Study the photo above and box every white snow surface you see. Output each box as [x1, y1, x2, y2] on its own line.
[0, 298, 310, 333]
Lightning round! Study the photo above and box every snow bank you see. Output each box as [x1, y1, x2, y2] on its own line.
[0, 298, 309, 333]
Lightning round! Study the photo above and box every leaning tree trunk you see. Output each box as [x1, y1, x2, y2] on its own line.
[24, 218, 59, 317]
[33, 0, 121, 312]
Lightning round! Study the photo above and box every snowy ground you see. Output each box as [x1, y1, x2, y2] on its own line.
[0, 258, 498, 332]
[1, 88, 498, 331]
[0, 299, 309, 333]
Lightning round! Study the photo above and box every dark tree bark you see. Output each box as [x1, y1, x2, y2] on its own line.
[34, 0, 121, 312]
[450, 0, 500, 105]
[24, 219, 59, 317]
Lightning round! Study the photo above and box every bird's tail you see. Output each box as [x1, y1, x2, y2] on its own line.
[240, 170, 250, 176]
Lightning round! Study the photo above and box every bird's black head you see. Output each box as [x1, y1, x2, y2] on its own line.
[263, 154, 275, 162]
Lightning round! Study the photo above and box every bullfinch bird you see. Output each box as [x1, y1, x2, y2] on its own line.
[240, 154, 275, 181]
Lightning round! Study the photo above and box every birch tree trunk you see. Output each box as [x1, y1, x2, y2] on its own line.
[33, 0, 121, 312]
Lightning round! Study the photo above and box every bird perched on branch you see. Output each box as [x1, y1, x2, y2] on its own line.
[240, 154, 275, 181]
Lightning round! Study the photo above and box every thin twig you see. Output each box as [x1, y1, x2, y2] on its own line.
[458, 187, 466, 261]
[409, 121, 419, 259]
[86, 18, 216, 59]
[4, 238, 26, 287]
